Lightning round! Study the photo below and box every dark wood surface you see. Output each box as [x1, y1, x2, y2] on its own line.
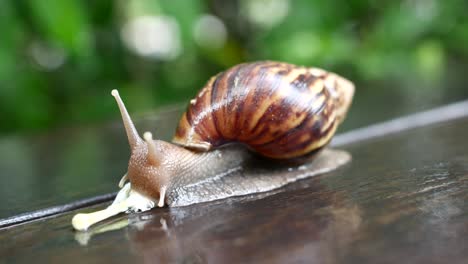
[1, 116, 467, 263]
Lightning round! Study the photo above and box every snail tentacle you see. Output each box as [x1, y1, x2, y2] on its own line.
[118, 173, 128, 188]
[158, 186, 167, 207]
[143, 132, 160, 166]
[111, 89, 143, 150]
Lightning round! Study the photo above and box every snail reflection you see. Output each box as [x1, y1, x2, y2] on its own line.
[124, 179, 362, 263]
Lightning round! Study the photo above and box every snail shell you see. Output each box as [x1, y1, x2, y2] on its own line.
[174, 61, 354, 159]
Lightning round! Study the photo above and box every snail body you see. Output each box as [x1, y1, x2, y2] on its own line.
[72, 61, 354, 231]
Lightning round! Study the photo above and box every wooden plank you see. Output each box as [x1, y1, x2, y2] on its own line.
[1, 116, 467, 263]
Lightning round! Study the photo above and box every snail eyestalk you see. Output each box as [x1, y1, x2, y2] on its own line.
[71, 183, 156, 231]
[143, 132, 160, 166]
[111, 89, 142, 150]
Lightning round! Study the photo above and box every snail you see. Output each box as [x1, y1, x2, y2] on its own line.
[72, 61, 354, 231]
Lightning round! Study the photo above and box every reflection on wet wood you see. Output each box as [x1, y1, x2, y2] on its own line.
[127, 187, 362, 263]
[1, 118, 468, 263]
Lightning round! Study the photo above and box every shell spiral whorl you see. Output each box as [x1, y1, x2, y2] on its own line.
[173, 61, 354, 159]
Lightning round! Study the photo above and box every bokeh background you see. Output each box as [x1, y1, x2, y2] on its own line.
[1, 0, 468, 135]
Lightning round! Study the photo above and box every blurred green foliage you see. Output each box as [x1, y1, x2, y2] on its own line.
[1, 0, 468, 134]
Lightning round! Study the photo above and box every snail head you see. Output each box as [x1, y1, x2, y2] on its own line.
[71, 90, 177, 231]
[111, 89, 175, 207]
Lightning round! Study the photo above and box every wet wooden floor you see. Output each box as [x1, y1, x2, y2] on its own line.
[1, 114, 468, 263]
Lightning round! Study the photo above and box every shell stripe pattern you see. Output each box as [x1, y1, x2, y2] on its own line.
[173, 61, 341, 159]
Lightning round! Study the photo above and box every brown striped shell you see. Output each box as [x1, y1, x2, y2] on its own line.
[173, 61, 354, 159]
